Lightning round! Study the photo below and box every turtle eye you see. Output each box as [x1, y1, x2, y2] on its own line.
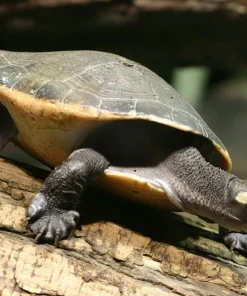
[235, 192, 247, 205]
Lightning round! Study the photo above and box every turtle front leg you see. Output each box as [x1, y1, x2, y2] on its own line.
[27, 148, 109, 243]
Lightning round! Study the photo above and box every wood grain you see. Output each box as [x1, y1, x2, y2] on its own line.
[0, 157, 246, 295]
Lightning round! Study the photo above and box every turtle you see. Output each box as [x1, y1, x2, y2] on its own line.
[0, 50, 247, 252]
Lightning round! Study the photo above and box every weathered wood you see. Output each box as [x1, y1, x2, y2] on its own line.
[0, 157, 246, 295]
[0, 0, 247, 75]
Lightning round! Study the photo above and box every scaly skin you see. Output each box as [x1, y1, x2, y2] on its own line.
[0, 100, 246, 251]
[162, 147, 247, 252]
[27, 148, 109, 243]
[27, 146, 247, 252]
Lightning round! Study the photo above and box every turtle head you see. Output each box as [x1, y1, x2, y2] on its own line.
[230, 179, 247, 205]
[222, 177, 247, 230]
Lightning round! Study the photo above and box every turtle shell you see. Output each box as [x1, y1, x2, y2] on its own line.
[0, 50, 231, 173]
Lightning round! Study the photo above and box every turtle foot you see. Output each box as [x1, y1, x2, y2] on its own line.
[224, 232, 247, 253]
[27, 193, 80, 243]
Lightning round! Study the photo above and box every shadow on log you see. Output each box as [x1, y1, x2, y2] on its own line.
[0, 157, 247, 295]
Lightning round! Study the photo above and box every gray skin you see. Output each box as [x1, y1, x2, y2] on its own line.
[1, 113, 247, 252]
[28, 127, 247, 251]
[0, 50, 247, 252]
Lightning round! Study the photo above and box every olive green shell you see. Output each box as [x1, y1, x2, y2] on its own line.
[0, 50, 231, 170]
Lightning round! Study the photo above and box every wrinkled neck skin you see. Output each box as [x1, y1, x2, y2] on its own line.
[164, 147, 247, 232]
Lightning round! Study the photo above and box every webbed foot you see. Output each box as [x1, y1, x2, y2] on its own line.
[27, 148, 109, 244]
[27, 193, 79, 243]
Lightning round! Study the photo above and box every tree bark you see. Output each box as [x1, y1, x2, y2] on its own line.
[0, 157, 247, 296]
[0, 0, 247, 75]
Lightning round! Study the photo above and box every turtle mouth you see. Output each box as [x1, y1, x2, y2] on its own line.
[0, 103, 18, 151]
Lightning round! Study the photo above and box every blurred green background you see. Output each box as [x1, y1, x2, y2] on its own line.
[173, 67, 247, 178]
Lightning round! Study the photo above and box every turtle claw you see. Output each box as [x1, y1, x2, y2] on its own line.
[229, 241, 235, 253]
[35, 232, 43, 243]
[27, 192, 80, 243]
[54, 235, 60, 248]
[29, 209, 79, 243]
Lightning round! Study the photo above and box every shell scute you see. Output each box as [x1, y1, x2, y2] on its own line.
[0, 50, 231, 170]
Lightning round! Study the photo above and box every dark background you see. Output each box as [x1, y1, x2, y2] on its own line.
[1, 0, 247, 177]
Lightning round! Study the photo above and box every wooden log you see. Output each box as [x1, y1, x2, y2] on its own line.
[0, 156, 246, 295]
